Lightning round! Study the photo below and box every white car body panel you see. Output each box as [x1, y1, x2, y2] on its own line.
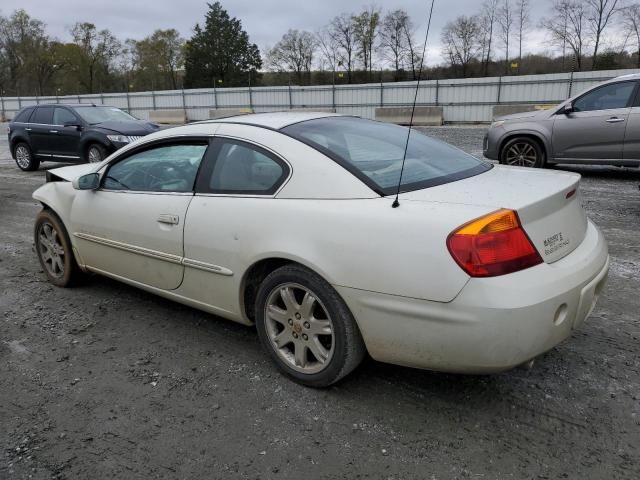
[32, 113, 610, 373]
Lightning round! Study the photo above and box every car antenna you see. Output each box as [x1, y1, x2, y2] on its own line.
[392, 0, 436, 209]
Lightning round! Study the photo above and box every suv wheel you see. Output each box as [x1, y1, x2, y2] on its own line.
[14, 142, 40, 171]
[500, 137, 545, 168]
[86, 144, 107, 163]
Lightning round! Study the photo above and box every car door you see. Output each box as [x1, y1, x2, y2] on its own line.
[70, 139, 210, 290]
[181, 134, 291, 316]
[622, 86, 640, 165]
[29, 106, 56, 158]
[552, 80, 638, 162]
[50, 107, 83, 160]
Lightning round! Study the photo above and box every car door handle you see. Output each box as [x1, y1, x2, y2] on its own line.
[49, 129, 59, 133]
[606, 117, 625, 123]
[25, 127, 32, 131]
[157, 214, 179, 225]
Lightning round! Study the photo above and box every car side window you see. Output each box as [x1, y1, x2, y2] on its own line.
[53, 108, 78, 125]
[573, 82, 636, 112]
[14, 107, 34, 123]
[199, 139, 288, 195]
[102, 142, 208, 193]
[31, 106, 54, 125]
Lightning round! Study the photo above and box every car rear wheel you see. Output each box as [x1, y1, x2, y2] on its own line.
[14, 142, 40, 171]
[86, 144, 107, 163]
[34, 209, 83, 287]
[255, 264, 366, 387]
[500, 137, 545, 168]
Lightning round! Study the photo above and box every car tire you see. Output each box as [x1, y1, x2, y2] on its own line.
[86, 143, 107, 163]
[255, 264, 366, 387]
[34, 209, 83, 288]
[13, 142, 40, 171]
[500, 137, 545, 168]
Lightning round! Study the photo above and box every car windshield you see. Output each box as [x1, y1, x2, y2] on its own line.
[282, 117, 491, 195]
[73, 106, 136, 125]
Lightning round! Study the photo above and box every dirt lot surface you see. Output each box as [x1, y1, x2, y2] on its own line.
[1, 124, 639, 479]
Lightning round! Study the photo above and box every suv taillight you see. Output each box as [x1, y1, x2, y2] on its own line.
[447, 209, 542, 277]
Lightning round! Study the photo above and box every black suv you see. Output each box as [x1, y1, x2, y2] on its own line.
[8, 104, 160, 171]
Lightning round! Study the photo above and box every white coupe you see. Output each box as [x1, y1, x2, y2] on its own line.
[32, 112, 609, 386]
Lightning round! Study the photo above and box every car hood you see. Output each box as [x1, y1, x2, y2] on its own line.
[47, 163, 99, 181]
[495, 108, 554, 122]
[91, 120, 159, 136]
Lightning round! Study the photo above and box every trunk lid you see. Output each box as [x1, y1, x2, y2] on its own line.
[399, 165, 587, 263]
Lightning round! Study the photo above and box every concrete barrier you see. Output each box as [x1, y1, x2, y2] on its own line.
[148, 109, 187, 125]
[492, 104, 555, 120]
[209, 108, 254, 119]
[375, 106, 443, 126]
[289, 107, 336, 113]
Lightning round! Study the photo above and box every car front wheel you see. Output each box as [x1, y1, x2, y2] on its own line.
[255, 264, 366, 387]
[14, 142, 40, 171]
[500, 137, 545, 168]
[34, 209, 83, 287]
[86, 144, 107, 163]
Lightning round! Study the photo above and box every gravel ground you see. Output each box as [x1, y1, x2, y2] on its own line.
[1, 124, 639, 480]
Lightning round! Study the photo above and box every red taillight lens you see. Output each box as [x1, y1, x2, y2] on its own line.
[447, 209, 543, 277]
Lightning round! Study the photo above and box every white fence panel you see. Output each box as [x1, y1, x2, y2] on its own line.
[2, 68, 638, 123]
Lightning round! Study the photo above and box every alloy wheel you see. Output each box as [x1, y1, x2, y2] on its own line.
[505, 142, 538, 167]
[37, 222, 65, 279]
[15, 145, 31, 169]
[88, 147, 102, 163]
[264, 283, 335, 374]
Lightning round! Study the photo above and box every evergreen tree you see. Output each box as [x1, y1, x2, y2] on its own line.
[184, 2, 262, 88]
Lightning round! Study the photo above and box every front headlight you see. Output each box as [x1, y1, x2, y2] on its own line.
[491, 120, 505, 129]
[107, 135, 130, 143]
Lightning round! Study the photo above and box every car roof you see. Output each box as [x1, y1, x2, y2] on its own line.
[611, 73, 640, 81]
[203, 111, 349, 130]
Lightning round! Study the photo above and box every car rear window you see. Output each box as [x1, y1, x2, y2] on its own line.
[13, 107, 34, 123]
[282, 117, 491, 195]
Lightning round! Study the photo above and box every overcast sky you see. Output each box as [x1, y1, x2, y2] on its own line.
[0, 0, 573, 65]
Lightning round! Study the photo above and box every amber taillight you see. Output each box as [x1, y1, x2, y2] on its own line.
[447, 209, 543, 277]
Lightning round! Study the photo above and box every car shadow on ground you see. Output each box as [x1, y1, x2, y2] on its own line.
[552, 164, 640, 181]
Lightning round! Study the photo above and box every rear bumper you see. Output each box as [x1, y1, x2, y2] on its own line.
[336, 219, 609, 373]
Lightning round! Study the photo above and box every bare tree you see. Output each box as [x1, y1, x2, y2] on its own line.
[265, 29, 315, 84]
[379, 9, 410, 80]
[316, 27, 339, 76]
[623, 3, 640, 68]
[542, 1, 588, 71]
[329, 14, 357, 83]
[401, 17, 422, 80]
[586, 0, 622, 69]
[441, 15, 481, 77]
[479, 0, 499, 75]
[70, 22, 121, 93]
[352, 6, 381, 79]
[498, 0, 514, 74]
[515, 0, 530, 70]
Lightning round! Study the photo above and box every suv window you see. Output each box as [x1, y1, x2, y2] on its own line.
[197, 139, 288, 195]
[573, 81, 636, 112]
[53, 108, 78, 125]
[13, 107, 34, 123]
[103, 142, 208, 192]
[31, 106, 54, 125]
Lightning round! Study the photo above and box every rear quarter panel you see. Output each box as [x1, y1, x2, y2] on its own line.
[180, 196, 492, 319]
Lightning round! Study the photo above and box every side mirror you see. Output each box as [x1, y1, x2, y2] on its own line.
[559, 104, 575, 115]
[72, 173, 100, 190]
[63, 120, 82, 129]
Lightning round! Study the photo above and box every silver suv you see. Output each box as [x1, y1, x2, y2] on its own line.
[484, 74, 640, 168]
